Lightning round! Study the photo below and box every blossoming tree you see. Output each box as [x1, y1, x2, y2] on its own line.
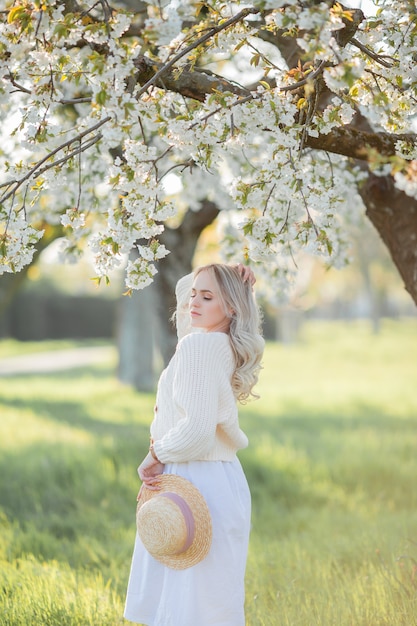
[1, 0, 416, 305]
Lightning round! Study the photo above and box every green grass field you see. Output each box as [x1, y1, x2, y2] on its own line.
[0, 318, 416, 625]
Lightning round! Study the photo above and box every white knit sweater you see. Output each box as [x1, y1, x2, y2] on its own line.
[150, 274, 248, 463]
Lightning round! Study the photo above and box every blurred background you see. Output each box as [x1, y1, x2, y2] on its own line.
[1, 207, 415, 353]
[1, 217, 416, 625]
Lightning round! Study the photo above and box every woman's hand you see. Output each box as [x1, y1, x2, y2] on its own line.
[237, 263, 256, 288]
[137, 452, 165, 491]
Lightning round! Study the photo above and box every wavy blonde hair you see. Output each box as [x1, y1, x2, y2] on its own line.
[194, 264, 264, 403]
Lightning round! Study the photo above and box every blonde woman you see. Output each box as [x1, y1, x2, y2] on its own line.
[124, 263, 264, 626]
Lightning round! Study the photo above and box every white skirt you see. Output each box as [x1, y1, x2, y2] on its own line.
[124, 458, 251, 626]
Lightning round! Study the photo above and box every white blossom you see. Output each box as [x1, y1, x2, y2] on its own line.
[0, 0, 415, 295]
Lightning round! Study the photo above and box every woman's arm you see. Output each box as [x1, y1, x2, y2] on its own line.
[175, 272, 194, 340]
[152, 333, 228, 463]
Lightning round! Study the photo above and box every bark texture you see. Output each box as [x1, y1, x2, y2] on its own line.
[133, 55, 250, 101]
[305, 128, 415, 162]
[155, 200, 221, 366]
[117, 249, 156, 391]
[360, 175, 417, 305]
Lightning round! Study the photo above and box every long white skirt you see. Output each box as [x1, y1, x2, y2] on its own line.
[124, 458, 251, 626]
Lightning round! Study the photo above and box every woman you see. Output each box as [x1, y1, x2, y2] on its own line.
[124, 263, 264, 626]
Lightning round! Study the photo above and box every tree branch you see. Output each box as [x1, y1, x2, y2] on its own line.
[135, 7, 260, 100]
[133, 55, 250, 101]
[305, 126, 415, 161]
[131, 54, 416, 163]
[350, 37, 395, 68]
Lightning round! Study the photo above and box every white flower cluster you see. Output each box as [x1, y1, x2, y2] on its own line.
[394, 162, 417, 200]
[125, 242, 170, 290]
[1, 0, 416, 297]
[0, 212, 43, 275]
[86, 136, 177, 286]
[61, 208, 86, 231]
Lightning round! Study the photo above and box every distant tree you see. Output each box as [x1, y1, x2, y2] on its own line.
[1, 0, 416, 305]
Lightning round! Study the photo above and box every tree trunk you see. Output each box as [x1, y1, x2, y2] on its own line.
[117, 200, 220, 389]
[360, 174, 417, 306]
[155, 200, 221, 366]
[117, 250, 157, 391]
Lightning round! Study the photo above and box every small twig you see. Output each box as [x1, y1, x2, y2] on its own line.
[20, 185, 30, 220]
[158, 159, 195, 184]
[280, 59, 328, 93]
[34, 7, 44, 39]
[4, 71, 93, 104]
[188, 92, 257, 131]
[137, 116, 147, 145]
[5, 72, 32, 94]
[78, 0, 113, 23]
[279, 200, 291, 235]
[0, 117, 110, 203]
[247, 41, 285, 73]
[300, 185, 319, 236]
[350, 37, 396, 68]
[325, 151, 335, 187]
[298, 84, 320, 157]
[263, 183, 276, 216]
[392, 18, 413, 57]
[287, 239, 298, 270]
[34, 133, 102, 178]
[288, 149, 319, 236]
[364, 68, 417, 104]
[149, 145, 174, 181]
[0, 180, 16, 192]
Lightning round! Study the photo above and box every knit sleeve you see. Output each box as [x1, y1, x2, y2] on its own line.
[152, 333, 228, 463]
[174, 272, 194, 340]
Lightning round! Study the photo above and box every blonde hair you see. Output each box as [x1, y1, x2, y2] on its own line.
[194, 264, 264, 403]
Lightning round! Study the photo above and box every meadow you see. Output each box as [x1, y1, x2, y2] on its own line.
[0, 318, 416, 626]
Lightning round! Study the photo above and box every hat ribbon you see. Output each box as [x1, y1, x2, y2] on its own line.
[160, 492, 195, 553]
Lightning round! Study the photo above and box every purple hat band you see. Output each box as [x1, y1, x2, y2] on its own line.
[160, 492, 196, 553]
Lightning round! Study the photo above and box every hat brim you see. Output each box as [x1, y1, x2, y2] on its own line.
[136, 474, 212, 570]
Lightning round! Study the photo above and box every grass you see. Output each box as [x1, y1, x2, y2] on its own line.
[0, 338, 110, 359]
[0, 318, 416, 625]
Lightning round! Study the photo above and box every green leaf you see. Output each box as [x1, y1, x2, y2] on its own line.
[250, 53, 261, 67]
[7, 6, 28, 24]
[95, 90, 108, 106]
[243, 220, 254, 236]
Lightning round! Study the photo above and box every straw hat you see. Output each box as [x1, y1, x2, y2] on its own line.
[136, 474, 212, 570]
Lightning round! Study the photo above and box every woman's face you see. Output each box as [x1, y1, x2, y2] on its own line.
[189, 270, 230, 333]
